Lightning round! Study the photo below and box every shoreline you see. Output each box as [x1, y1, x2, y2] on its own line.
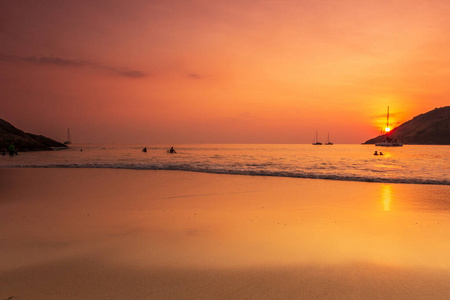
[1, 168, 450, 299]
[1, 166, 449, 186]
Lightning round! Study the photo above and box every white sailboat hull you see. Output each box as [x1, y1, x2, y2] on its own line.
[375, 142, 403, 147]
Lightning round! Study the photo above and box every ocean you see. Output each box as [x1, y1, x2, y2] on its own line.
[1, 144, 449, 185]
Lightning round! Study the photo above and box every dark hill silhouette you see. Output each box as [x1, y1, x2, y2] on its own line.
[364, 106, 450, 145]
[0, 118, 66, 151]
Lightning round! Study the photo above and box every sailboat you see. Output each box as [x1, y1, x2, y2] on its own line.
[375, 107, 403, 147]
[325, 133, 333, 145]
[63, 128, 72, 145]
[312, 131, 322, 145]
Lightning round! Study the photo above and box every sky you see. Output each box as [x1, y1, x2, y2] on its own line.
[1, 0, 449, 144]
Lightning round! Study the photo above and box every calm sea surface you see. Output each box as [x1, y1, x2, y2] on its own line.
[1, 144, 449, 185]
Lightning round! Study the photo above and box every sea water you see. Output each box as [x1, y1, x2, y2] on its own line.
[1, 144, 449, 185]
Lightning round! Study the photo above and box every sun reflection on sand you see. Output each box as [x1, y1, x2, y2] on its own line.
[2, 169, 450, 281]
[381, 184, 392, 212]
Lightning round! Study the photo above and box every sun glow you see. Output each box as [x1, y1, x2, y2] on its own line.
[385, 127, 391, 133]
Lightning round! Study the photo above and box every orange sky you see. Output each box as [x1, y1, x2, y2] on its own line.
[1, 0, 449, 144]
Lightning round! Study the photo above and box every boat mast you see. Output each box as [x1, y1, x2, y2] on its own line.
[386, 106, 389, 131]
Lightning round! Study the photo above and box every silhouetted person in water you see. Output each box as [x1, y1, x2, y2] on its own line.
[8, 143, 17, 156]
[169, 147, 176, 153]
[374, 151, 379, 156]
[142, 147, 147, 153]
[379, 152, 384, 155]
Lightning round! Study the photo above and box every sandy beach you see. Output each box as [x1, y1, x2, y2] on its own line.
[1, 168, 450, 299]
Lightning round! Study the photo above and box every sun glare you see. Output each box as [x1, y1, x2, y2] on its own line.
[385, 127, 391, 132]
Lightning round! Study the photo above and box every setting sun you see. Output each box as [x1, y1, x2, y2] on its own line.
[385, 127, 391, 133]
[1, 1, 449, 144]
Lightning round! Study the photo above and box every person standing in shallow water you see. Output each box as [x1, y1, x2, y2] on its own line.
[142, 147, 147, 153]
[169, 147, 176, 153]
[8, 143, 17, 156]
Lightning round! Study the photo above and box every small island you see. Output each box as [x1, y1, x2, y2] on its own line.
[363, 106, 450, 145]
[0, 118, 67, 151]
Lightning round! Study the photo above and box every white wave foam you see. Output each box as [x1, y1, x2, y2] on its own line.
[3, 163, 449, 185]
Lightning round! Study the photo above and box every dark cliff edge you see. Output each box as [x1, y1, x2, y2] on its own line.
[0, 118, 67, 151]
[363, 106, 450, 145]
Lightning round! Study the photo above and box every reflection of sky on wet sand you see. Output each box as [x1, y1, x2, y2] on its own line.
[1, 168, 450, 273]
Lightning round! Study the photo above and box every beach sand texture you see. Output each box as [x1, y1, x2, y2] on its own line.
[1, 168, 450, 299]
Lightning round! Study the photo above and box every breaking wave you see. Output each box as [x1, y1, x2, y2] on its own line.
[6, 162, 450, 185]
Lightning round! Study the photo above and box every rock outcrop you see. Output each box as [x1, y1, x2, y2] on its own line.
[0, 118, 67, 151]
[364, 106, 450, 145]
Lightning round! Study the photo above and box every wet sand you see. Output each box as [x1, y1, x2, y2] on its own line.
[1, 168, 450, 299]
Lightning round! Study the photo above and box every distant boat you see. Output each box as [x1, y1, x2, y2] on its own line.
[375, 140, 403, 147]
[325, 133, 333, 145]
[375, 107, 403, 147]
[63, 128, 72, 145]
[312, 131, 322, 145]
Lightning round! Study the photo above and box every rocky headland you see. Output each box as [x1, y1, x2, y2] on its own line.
[364, 106, 450, 145]
[0, 118, 67, 151]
